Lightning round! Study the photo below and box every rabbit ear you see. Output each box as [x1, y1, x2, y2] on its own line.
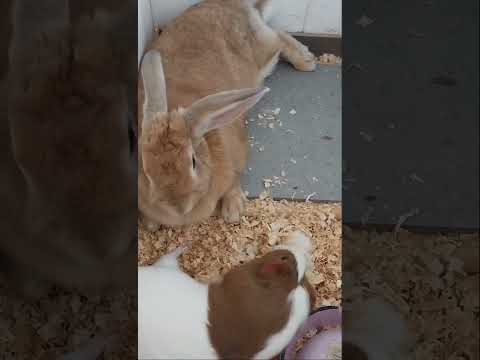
[185, 87, 270, 139]
[140, 50, 168, 122]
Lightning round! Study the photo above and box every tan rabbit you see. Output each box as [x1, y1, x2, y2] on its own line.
[138, 0, 317, 230]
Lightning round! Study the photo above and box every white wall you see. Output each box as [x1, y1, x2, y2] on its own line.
[138, 0, 341, 63]
[304, 0, 342, 35]
[138, 0, 154, 66]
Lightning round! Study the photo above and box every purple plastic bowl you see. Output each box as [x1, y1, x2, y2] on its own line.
[280, 306, 341, 360]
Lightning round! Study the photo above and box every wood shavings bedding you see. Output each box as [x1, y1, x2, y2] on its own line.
[343, 227, 479, 359]
[0, 284, 136, 359]
[295, 328, 319, 352]
[294, 324, 341, 354]
[139, 198, 342, 308]
[317, 54, 342, 65]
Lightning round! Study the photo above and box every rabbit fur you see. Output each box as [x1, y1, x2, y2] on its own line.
[138, 0, 317, 230]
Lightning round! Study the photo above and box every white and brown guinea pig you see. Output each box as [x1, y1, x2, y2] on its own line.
[138, 231, 316, 360]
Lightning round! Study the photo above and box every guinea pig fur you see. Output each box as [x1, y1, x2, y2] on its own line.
[138, 231, 315, 360]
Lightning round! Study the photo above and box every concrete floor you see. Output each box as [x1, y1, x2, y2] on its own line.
[241, 62, 341, 202]
[342, 1, 478, 230]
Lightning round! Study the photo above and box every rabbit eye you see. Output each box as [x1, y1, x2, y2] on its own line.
[192, 155, 196, 170]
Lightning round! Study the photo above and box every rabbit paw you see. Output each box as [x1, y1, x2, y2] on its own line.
[294, 45, 317, 72]
[278, 31, 317, 72]
[144, 219, 160, 232]
[221, 188, 246, 223]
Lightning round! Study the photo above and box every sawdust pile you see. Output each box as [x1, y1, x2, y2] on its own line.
[317, 53, 342, 65]
[0, 285, 135, 359]
[295, 328, 318, 352]
[139, 198, 342, 308]
[343, 228, 479, 359]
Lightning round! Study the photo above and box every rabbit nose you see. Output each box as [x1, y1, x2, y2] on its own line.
[175, 204, 186, 214]
[177, 199, 194, 215]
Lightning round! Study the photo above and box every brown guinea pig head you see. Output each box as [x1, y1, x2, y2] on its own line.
[254, 249, 300, 292]
[254, 230, 315, 302]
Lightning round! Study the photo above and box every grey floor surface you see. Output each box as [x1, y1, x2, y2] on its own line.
[241, 62, 341, 202]
[342, 2, 478, 230]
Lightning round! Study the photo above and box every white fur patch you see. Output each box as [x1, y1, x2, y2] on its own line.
[253, 286, 310, 360]
[138, 263, 218, 359]
[274, 231, 312, 282]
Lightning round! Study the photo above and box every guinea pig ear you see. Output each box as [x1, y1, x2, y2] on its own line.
[185, 87, 270, 139]
[140, 49, 168, 123]
[256, 260, 293, 280]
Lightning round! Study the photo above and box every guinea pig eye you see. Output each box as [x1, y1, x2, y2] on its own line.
[192, 155, 196, 170]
